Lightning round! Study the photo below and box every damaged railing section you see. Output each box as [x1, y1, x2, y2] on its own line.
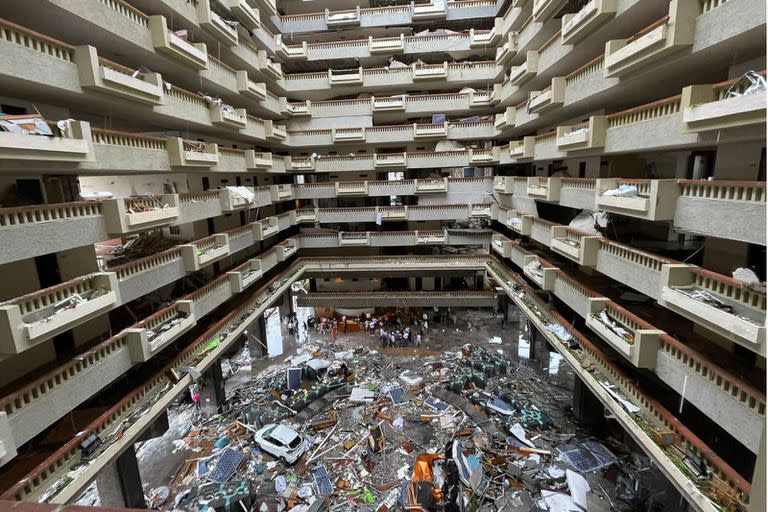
[659, 265, 766, 353]
[126, 302, 196, 362]
[0, 273, 120, 354]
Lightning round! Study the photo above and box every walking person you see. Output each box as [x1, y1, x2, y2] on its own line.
[192, 390, 201, 411]
[331, 325, 338, 341]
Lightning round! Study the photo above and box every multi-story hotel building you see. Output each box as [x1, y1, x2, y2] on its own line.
[0, 0, 764, 510]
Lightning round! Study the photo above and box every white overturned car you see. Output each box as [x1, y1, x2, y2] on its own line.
[254, 423, 308, 464]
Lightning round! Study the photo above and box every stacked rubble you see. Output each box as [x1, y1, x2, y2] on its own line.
[153, 337, 664, 512]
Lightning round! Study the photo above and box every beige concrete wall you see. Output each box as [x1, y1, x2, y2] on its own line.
[78, 174, 193, 198]
[713, 141, 764, 180]
[0, 259, 42, 301]
[0, 343, 57, 388]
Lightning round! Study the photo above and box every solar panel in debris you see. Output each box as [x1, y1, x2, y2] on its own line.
[312, 465, 334, 495]
[287, 367, 302, 390]
[389, 387, 407, 405]
[558, 445, 603, 473]
[583, 440, 616, 466]
[424, 396, 449, 412]
[209, 448, 245, 483]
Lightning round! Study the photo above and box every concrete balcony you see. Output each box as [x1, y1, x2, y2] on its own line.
[253, 216, 280, 240]
[329, 67, 363, 85]
[216, 187, 254, 212]
[492, 233, 514, 258]
[552, 269, 607, 320]
[596, 239, 674, 300]
[415, 178, 448, 194]
[167, 138, 219, 168]
[603, 0, 698, 78]
[197, 0, 239, 46]
[336, 181, 368, 195]
[659, 265, 766, 354]
[209, 104, 247, 130]
[561, 0, 617, 45]
[372, 95, 406, 111]
[339, 232, 371, 246]
[526, 177, 560, 202]
[0, 120, 92, 163]
[586, 302, 663, 369]
[469, 147, 501, 164]
[529, 217, 555, 246]
[332, 127, 365, 142]
[326, 7, 361, 26]
[270, 184, 295, 202]
[550, 227, 601, 266]
[679, 77, 767, 133]
[413, 62, 449, 80]
[413, 122, 449, 139]
[180, 234, 231, 271]
[527, 77, 565, 114]
[494, 107, 516, 130]
[509, 51, 539, 86]
[417, 230, 448, 244]
[126, 301, 196, 362]
[495, 33, 518, 65]
[285, 156, 315, 172]
[148, 15, 208, 70]
[236, 70, 267, 100]
[0, 202, 107, 266]
[555, 116, 607, 151]
[253, 0, 278, 16]
[522, 254, 556, 290]
[494, 176, 515, 194]
[278, 41, 310, 61]
[295, 208, 318, 224]
[245, 150, 273, 170]
[379, 206, 407, 221]
[0, 273, 120, 355]
[470, 19, 502, 48]
[501, 209, 533, 235]
[102, 195, 179, 235]
[74, 46, 163, 105]
[412, 2, 447, 20]
[597, 179, 679, 221]
[674, 180, 765, 245]
[508, 136, 536, 161]
[559, 178, 597, 210]
[227, 259, 264, 293]
[374, 152, 407, 168]
[265, 121, 288, 140]
[222, 0, 261, 30]
[258, 51, 284, 79]
[532, 0, 568, 22]
[369, 34, 405, 54]
[276, 239, 299, 260]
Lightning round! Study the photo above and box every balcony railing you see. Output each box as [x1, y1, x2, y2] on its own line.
[603, 1, 697, 78]
[679, 72, 767, 133]
[561, 0, 617, 44]
[0, 273, 120, 354]
[660, 265, 766, 352]
[596, 178, 679, 221]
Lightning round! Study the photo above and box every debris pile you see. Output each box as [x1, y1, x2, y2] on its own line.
[154, 334, 661, 512]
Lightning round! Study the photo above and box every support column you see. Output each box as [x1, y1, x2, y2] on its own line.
[749, 428, 765, 512]
[200, 359, 226, 414]
[246, 315, 268, 358]
[528, 322, 538, 360]
[96, 445, 146, 509]
[572, 379, 604, 426]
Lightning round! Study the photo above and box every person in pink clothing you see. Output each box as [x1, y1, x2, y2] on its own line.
[331, 326, 338, 340]
[192, 390, 201, 411]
